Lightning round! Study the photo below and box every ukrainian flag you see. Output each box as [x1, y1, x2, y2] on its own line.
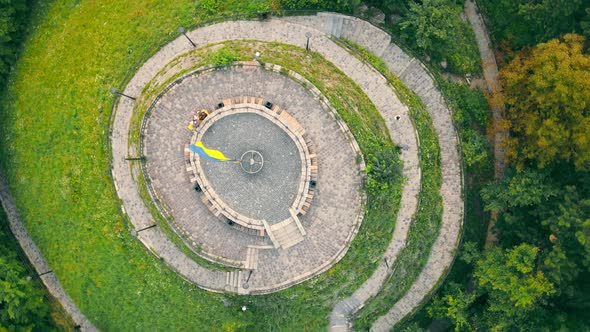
[189, 141, 231, 162]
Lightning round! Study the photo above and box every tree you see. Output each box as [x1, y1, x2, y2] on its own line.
[427, 282, 476, 331]
[501, 34, 590, 170]
[399, 0, 479, 74]
[478, 0, 586, 50]
[0, 257, 51, 329]
[541, 185, 590, 296]
[480, 168, 559, 213]
[0, 209, 55, 330]
[0, 0, 27, 85]
[480, 165, 590, 328]
[473, 244, 555, 329]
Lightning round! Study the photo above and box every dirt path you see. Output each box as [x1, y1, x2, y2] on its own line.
[464, 0, 507, 246]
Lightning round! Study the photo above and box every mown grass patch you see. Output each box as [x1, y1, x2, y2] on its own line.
[334, 39, 444, 330]
[0, 2, 403, 329]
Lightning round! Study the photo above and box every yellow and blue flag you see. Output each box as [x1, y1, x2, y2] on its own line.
[189, 141, 231, 162]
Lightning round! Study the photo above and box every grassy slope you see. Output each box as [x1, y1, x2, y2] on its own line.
[334, 40, 443, 329]
[0, 206, 73, 330]
[0, 2, 403, 330]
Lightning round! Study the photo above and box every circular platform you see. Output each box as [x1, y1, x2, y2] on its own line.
[190, 104, 313, 229]
[142, 65, 365, 292]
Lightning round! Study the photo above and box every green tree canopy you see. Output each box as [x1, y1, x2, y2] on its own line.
[429, 243, 557, 331]
[0, 257, 51, 329]
[399, 0, 479, 74]
[480, 168, 559, 213]
[427, 282, 476, 331]
[478, 0, 587, 50]
[501, 34, 590, 170]
[474, 244, 555, 328]
[0, 0, 27, 84]
[480, 165, 590, 326]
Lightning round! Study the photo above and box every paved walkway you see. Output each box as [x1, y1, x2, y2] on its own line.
[2, 12, 464, 331]
[0, 172, 97, 331]
[280, 14, 462, 330]
[464, 0, 506, 246]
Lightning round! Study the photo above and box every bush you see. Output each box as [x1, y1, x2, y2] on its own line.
[278, 0, 361, 12]
[0, 0, 27, 87]
[440, 80, 490, 168]
[208, 47, 238, 66]
[366, 144, 402, 199]
[461, 128, 488, 167]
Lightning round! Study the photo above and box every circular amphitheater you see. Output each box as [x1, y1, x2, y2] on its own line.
[6, 12, 466, 331]
[140, 66, 365, 292]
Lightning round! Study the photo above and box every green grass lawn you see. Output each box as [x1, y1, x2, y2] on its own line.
[0, 1, 408, 330]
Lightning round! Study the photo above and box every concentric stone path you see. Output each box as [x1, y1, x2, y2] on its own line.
[0, 12, 465, 332]
[281, 14, 463, 331]
[109, 13, 462, 331]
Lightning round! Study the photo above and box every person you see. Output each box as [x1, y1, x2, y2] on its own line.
[187, 115, 198, 133]
[187, 110, 208, 133]
[198, 109, 209, 121]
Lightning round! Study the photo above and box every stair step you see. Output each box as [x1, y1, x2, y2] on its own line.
[244, 247, 259, 270]
[273, 226, 300, 244]
[281, 234, 304, 249]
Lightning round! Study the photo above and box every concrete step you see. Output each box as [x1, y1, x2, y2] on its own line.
[281, 234, 304, 249]
[244, 247, 259, 270]
[329, 324, 349, 332]
[272, 222, 301, 245]
[225, 270, 241, 292]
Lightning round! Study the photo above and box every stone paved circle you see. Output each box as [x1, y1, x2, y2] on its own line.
[191, 106, 307, 226]
[142, 65, 364, 291]
[198, 111, 301, 224]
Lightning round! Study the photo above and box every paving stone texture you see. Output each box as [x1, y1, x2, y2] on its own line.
[281, 14, 463, 331]
[108, 12, 460, 330]
[198, 112, 301, 224]
[143, 67, 364, 290]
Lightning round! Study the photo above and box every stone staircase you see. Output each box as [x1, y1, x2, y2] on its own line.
[244, 246, 259, 270]
[264, 218, 305, 250]
[273, 220, 303, 249]
[225, 270, 242, 293]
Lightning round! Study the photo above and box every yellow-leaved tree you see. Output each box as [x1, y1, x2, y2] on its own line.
[501, 34, 590, 170]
